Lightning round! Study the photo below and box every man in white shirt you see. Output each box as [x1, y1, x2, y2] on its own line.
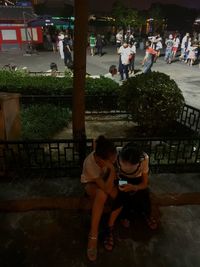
[118, 42, 131, 81]
[116, 30, 123, 52]
[180, 33, 189, 60]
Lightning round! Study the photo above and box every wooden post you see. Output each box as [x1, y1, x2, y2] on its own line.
[72, 0, 89, 163]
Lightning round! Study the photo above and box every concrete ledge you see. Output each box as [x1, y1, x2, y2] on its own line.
[0, 192, 200, 213]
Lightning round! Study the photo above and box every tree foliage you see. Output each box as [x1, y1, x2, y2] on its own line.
[111, 0, 141, 29]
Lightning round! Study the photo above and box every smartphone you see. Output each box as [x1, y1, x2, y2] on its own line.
[118, 180, 128, 186]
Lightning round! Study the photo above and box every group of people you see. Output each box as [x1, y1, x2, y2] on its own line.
[44, 28, 200, 79]
[81, 135, 158, 262]
[114, 29, 200, 80]
[149, 32, 200, 66]
[89, 33, 105, 57]
[179, 32, 200, 66]
[43, 29, 74, 69]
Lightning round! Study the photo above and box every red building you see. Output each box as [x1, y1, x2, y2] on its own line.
[0, 5, 43, 51]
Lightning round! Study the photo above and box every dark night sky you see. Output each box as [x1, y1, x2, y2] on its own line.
[89, 0, 200, 12]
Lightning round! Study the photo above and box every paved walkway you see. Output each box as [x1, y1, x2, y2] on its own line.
[0, 47, 200, 266]
[0, 173, 200, 266]
[0, 46, 200, 109]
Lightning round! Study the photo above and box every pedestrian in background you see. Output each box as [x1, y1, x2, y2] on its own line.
[118, 41, 131, 80]
[116, 30, 123, 53]
[58, 32, 64, 60]
[63, 34, 73, 68]
[96, 34, 104, 56]
[142, 41, 157, 73]
[89, 33, 96, 56]
[164, 34, 174, 64]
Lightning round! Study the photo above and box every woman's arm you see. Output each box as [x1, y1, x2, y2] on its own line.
[133, 172, 148, 191]
[95, 163, 116, 195]
[119, 172, 148, 193]
[141, 52, 148, 65]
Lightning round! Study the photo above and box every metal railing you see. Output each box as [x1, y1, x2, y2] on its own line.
[21, 94, 126, 115]
[0, 139, 93, 178]
[0, 137, 200, 178]
[178, 104, 200, 135]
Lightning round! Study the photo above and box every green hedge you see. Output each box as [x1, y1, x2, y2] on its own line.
[0, 71, 119, 96]
[119, 71, 185, 133]
[21, 104, 71, 139]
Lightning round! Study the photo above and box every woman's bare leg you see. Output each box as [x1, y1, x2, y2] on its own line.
[87, 189, 107, 258]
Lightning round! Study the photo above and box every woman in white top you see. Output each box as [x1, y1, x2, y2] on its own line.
[81, 136, 122, 261]
[172, 35, 180, 59]
[115, 143, 158, 230]
[58, 32, 64, 60]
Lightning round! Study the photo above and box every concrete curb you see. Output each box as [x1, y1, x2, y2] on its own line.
[0, 192, 200, 213]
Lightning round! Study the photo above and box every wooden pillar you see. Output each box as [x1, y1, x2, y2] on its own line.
[72, 0, 89, 162]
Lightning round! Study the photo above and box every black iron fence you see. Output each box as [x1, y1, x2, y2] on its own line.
[0, 139, 93, 178]
[0, 138, 200, 178]
[178, 104, 200, 135]
[21, 94, 126, 115]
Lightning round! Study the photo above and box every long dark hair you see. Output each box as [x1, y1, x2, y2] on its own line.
[95, 135, 116, 160]
[119, 143, 144, 164]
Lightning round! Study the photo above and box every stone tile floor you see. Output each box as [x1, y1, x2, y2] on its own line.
[0, 173, 200, 266]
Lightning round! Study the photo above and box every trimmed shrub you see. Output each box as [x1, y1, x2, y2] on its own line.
[119, 71, 185, 133]
[21, 104, 71, 139]
[0, 71, 119, 96]
[85, 76, 120, 95]
[0, 71, 73, 95]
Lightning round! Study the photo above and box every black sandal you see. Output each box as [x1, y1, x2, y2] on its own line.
[104, 227, 114, 252]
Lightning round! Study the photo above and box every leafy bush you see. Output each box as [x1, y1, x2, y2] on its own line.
[21, 104, 71, 139]
[85, 76, 120, 96]
[0, 71, 119, 96]
[119, 72, 185, 133]
[0, 71, 73, 95]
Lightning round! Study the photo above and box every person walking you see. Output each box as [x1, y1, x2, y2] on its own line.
[142, 41, 157, 73]
[63, 34, 73, 68]
[58, 32, 64, 60]
[89, 33, 96, 56]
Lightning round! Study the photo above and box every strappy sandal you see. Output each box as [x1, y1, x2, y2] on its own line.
[87, 235, 97, 261]
[104, 227, 114, 252]
[146, 216, 158, 230]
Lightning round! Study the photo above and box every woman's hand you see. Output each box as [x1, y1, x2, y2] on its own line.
[96, 158, 114, 170]
[101, 159, 115, 172]
[119, 184, 138, 192]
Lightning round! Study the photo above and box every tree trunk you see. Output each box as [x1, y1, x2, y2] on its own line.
[72, 0, 89, 163]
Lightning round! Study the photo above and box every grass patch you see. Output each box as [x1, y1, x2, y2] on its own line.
[21, 104, 71, 139]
